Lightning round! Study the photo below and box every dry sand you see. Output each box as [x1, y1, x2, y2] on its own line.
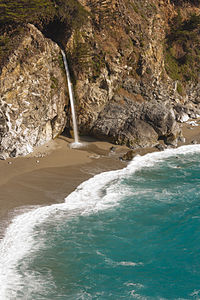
[0, 121, 200, 236]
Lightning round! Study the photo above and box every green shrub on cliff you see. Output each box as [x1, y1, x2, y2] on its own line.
[0, 0, 87, 27]
[0, 0, 54, 25]
[0, 0, 88, 69]
[165, 13, 200, 83]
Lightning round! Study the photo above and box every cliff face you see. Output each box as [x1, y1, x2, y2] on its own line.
[0, 24, 67, 159]
[0, 0, 200, 158]
[66, 0, 200, 148]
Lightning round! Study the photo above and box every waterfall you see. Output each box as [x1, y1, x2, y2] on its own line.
[61, 49, 81, 146]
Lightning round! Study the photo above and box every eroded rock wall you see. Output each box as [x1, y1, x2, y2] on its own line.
[0, 24, 67, 159]
[1, 0, 200, 157]
[65, 0, 200, 148]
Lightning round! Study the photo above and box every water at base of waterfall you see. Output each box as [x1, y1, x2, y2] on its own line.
[1, 145, 200, 299]
[69, 141, 85, 149]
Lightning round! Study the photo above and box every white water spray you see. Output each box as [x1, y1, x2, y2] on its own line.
[61, 49, 81, 147]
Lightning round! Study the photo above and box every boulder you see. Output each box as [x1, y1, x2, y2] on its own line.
[91, 94, 181, 149]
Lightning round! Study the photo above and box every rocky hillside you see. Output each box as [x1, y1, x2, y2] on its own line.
[0, 0, 200, 158]
[69, 0, 200, 148]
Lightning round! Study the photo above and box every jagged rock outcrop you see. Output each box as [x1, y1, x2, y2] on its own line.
[91, 94, 180, 148]
[0, 24, 67, 159]
[1, 0, 200, 157]
[65, 0, 200, 148]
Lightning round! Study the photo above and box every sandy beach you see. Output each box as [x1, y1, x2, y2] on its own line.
[0, 120, 200, 237]
[0, 136, 128, 236]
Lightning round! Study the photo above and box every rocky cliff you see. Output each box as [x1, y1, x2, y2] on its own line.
[1, 0, 200, 158]
[0, 24, 67, 159]
[67, 0, 200, 148]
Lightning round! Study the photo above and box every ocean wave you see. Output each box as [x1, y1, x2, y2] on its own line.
[1, 144, 200, 298]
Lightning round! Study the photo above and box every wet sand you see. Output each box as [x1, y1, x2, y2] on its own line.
[0, 121, 200, 236]
[0, 136, 127, 236]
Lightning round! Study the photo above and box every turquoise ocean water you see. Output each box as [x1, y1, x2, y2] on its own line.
[0, 145, 200, 299]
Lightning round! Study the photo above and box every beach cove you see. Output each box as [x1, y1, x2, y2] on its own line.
[0, 121, 200, 299]
[0, 136, 127, 237]
[1, 119, 200, 232]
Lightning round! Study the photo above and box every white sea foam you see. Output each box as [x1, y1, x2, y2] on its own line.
[96, 251, 143, 267]
[118, 261, 143, 267]
[1, 144, 200, 298]
[190, 289, 200, 297]
[129, 291, 147, 299]
[124, 282, 144, 289]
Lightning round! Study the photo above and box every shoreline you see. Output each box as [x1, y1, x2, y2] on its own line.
[0, 120, 200, 237]
[0, 136, 127, 237]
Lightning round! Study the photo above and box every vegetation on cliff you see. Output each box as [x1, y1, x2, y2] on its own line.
[171, 0, 200, 5]
[165, 12, 200, 85]
[0, 0, 88, 70]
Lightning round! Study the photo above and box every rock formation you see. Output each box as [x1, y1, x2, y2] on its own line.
[67, 0, 200, 148]
[1, 0, 200, 158]
[0, 24, 67, 159]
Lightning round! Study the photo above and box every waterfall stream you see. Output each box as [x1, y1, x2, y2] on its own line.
[61, 49, 81, 147]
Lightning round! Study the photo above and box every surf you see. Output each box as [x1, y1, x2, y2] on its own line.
[1, 144, 200, 299]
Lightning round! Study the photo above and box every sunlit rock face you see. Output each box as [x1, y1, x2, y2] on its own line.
[66, 0, 200, 148]
[1, 0, 200, 157]
[0, 24, 67, 159]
